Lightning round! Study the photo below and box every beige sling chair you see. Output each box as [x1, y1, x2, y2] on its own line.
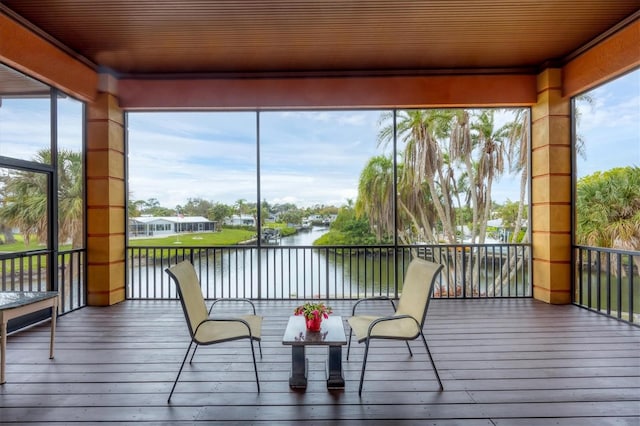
[165, 260, 262, 402]
[347, 257, 444, 395]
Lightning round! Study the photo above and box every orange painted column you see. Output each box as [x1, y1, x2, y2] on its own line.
[86, 91, 126, 306]
[531, 68, 572, 304]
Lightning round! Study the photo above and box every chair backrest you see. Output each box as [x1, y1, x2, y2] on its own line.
[165, 261, 208, 338]
[395, 258, 444, 327]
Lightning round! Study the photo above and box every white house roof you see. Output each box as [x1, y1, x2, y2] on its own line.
[130, 216, 213, 224]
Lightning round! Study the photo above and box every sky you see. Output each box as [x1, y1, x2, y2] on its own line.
[574, 70, 640, 178]
[127, 67, 639, 210]
[127, 110, 388, 209]
[1, 69, 638, 211]
[128, 109, 531, 209]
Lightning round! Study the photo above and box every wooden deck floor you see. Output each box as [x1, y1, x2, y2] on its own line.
[1, 299, 639, 425]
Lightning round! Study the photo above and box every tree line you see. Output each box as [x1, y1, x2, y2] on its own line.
[129, 196, 339, 228]
[0, 108, 636, 259]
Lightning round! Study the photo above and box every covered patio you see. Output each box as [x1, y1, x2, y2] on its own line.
[1, 299, 638, 424]
[0, 1, 639, 424]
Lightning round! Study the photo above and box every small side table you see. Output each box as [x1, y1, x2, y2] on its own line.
[282, 315, 347, 390]
[0, 291, 59, 384]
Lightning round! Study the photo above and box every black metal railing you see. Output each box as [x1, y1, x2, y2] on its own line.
[126, 243, 531, 300]
[0, 248, 86, 314]
[57, 248, 86, 314]
[574, 245, 639, 325]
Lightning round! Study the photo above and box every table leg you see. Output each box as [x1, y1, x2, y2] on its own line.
[1, 318, 6, 385]
[327, 345, 345, 389]
[49, 298, 58, 359]
[289, 346, 307, 389]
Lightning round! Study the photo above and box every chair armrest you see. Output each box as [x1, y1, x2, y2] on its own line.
[208, 298, 257, 315]
[367, 314, 419, 337]
[196, 317, 255, 338]
[352, 296, 397, 315]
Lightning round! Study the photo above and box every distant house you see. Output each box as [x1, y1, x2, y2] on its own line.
[307, 214, 323, 222]
[306, 214, 336, 226]
[129, 216, 216, 237]
[224, 214, 256, 227]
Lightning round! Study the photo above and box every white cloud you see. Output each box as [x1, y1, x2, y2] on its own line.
[576, 70, 640, 177]
[128, 110, 382, 208]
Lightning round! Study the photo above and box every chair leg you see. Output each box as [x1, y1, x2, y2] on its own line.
[168, 341, 194, 403]
[358, 339, 370, 396]
[420, 332, 443, 391]
[250, 339, 260, 393]
[189, 343, 199, 364]
[346, 328, 353, 360]
[258, 340, 263, 358]
[405, 341, 413, 357]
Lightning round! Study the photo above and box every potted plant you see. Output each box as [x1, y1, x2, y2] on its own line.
[294, 301, 333, 331]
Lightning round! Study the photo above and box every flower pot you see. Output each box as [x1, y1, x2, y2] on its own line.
[306, 317, 322, 332]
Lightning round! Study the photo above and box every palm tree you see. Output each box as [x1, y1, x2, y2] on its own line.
[0, 148, 84, 248]
[449, 109, 477, 241]
[577, 167, 640, 277]
[57, 150, 84, 248]
[504, 108, 530, 244]
[0, 167, 48, 247]
[234, 198, 250, 215]
[577, 167, 640, 249]
[355, 155, 395, 241]
[0, 170, 18, 244]
[367, 108, 532, 296]
[378, 109, 457, 243]
[470, 110, 506, 243]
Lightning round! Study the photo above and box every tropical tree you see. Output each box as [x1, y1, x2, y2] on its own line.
[209, 202, 233, 224]
[0, 224, 17, 244]
[5, 150, 77, 247]
[57, 149, 84, 247]
[576, 167, 640, 249]
[495, 199, 528, 241]
[468, 110, 506, 243]
[234, 198, 250, 215]
[139, 198, 174, 216]
[375, 109, 458, 243]
[357, 108, 530, 296]
[128, 199, 145, 217]
[279, 209, 304, 226]
[181, 197, 214, 217]
[503, 108, 530, 244]
[314, 202, 379, 246]
[0, 167, 48, 247]
[355, 155, 395, 241]
[0, 174, 17, 244]
[576, 166, 640, 276]
[0, 149, 84, 248]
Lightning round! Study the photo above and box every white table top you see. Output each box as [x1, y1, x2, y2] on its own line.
[0, 292, 58, 311]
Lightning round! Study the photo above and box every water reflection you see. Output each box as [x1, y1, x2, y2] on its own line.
[127, 227, 530, 300]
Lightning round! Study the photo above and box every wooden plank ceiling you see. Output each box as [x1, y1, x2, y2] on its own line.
[2, 0, 639, 77]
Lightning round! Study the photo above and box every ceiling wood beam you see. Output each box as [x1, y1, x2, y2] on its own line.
[0, 12, 97, 102]
[563, 18, 640, 98]
[117, 74, 537, 110]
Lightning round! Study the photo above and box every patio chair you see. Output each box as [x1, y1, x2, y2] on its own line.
[165, 260, 262, 402]
[347, 257, 444, 395]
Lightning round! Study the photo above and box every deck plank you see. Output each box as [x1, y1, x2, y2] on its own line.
[0, 299, 638, 424]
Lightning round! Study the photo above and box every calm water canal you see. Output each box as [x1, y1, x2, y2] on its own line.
[128, 227, 403, 299]
[127, 227, 535, 300]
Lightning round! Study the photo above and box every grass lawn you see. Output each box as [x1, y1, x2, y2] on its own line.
[1, 227, 292, 270]
[128, 228, 256, 247]
[0, 234, 48, 253]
